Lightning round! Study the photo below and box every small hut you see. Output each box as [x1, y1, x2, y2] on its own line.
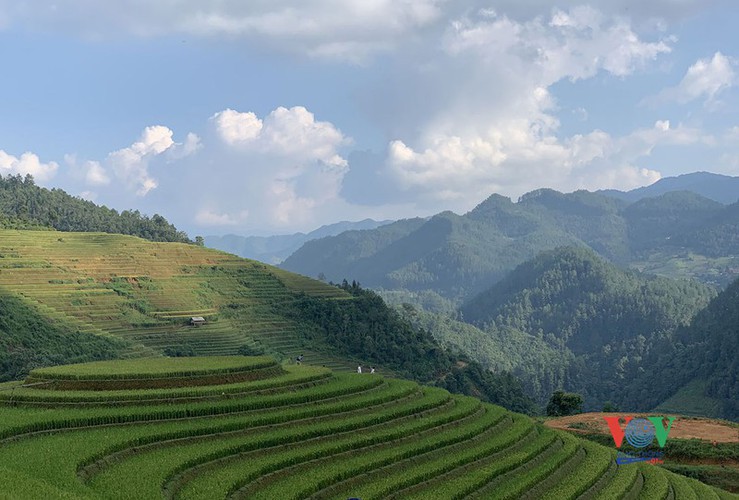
[190, 316, 206, 326]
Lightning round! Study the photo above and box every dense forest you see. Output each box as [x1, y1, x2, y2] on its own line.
[0, 293, 128, 381]
[283, 188, 739, 298]
[658, 277, 739, 419]
[277, 280, 538, 415]
[0, 174, 190, 243]
[387, 247, 715, 412]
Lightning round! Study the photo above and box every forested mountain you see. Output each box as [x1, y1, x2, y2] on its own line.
[283, 281, 537, 414]
[655, 277, 739, 419]
[0, 174, 190, 243]
[283, 188, 739, 298]
[205, 218, 392, 264]
[453, 247, 714, 410]
[600, 171, 739, 205]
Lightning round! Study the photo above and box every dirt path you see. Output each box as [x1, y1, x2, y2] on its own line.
[544, 412, 739, 443]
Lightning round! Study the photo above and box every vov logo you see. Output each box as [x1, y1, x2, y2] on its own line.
[603, 415, 675, 465]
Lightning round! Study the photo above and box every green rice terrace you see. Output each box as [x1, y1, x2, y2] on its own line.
[0, 229, 353, 370]
[0, 356, 734, 499]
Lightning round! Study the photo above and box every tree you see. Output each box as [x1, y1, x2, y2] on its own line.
[195, 236, 205, 246]
[546, 390, 583, 416]
[602, 401, 619, 412]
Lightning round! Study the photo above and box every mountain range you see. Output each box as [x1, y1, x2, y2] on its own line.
[600, 171, 739, 204]
[282, 187, 739, 299]
[205, 219, 393, 264]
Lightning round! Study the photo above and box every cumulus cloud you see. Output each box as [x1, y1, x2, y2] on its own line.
[0, 150, 58, 182]
[202, 105, 351, 228]
[653, 52, 736, 106]
[368, 6, 676, 205]
[212, 106, 349, 166]
[84, 160, 110, 186]
[107, 125, 199, 196]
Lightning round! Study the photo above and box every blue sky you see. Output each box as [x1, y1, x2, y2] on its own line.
[1, 0, 738, 236]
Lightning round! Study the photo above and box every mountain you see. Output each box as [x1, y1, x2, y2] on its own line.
[0, 228, 534, 413]
[653, 276, 739, 420]
[457, 247, 714, 410]
[600, 171, 739, 204]
[205, 219, 393, 265]
[0, 173, 190, 243]
[283, 187, 739, 299]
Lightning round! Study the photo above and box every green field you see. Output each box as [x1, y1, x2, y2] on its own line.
[0, 229, 354, 370]
[0, 356, 735, 499]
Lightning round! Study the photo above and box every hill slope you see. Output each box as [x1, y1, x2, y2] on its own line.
[0, 356, 733, 499]
[456, 247, 714, 410]
[0, 229, 534, 413]
[654, 276, 739, 420]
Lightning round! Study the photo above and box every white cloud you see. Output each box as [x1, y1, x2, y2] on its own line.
[201, 105, 352, 228]
[107, 125, 198, 196]
[654, 52, 736, 105]
[194, 208, 249, 226]
[374, 7, 676, 205]
[0, 0, 443, 62]
[212, 110, 263, 146]
[213, 106, 349, 166]
[84, 160, 110, 186]
[0, 150, 58, 182]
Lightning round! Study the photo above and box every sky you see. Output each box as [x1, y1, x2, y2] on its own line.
[1, 1, 739, 236]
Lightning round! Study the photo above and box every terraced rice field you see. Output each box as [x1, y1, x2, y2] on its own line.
[0, 230, 352, 369]
[0, 357, 734, 499]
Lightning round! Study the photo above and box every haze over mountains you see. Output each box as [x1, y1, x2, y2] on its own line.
[205, 219, 392, 264]
[600, 171, 739, 204]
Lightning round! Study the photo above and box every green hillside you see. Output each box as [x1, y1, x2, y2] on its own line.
[455, 247, 714, 410]
[282, 189, 739, 298]
[0, 229, 350, 372]
[653, 276, 739, 420]
[0, 356, 733, 499]
[0, 229, 535, 413]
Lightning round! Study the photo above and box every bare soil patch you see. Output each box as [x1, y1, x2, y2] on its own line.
[544, 412, 739, 443]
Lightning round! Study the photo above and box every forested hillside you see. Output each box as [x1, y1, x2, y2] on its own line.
[0, 174, 190, 243]
[451, 247, 715, 411]
[654, 277, 739, 419]
[283, 188, 739, 297]
[0, 293, 129, 381]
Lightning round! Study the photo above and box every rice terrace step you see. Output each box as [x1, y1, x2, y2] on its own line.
[0, 356, 734, 499]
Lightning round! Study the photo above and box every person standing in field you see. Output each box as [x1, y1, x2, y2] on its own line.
[357, 366, 362, 374]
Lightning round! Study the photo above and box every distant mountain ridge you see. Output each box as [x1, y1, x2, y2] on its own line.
[599, 171, 739, 204]
[206, 219, 393, 264]
[282, 185, 739, 298]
